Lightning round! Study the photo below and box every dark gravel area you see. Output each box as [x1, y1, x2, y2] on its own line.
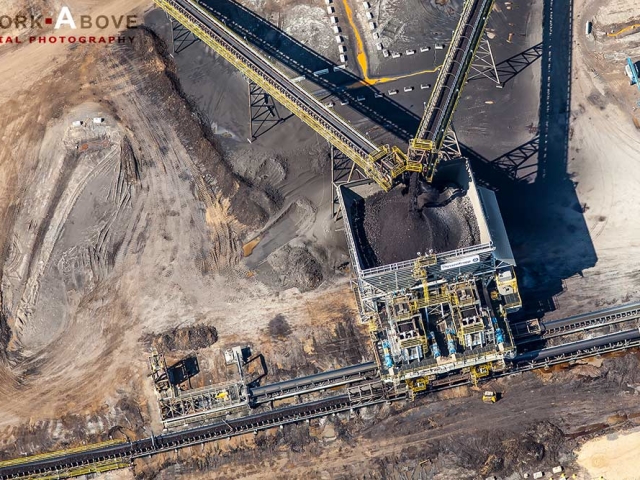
[352, 180, 480, 268]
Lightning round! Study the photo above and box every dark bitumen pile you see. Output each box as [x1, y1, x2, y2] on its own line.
[351, 177, 480, 268]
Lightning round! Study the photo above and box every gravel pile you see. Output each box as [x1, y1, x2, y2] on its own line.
[351, 180, 480, 268]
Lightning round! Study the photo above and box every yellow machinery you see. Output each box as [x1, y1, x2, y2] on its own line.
[607, 24, 640, 37]
[470, 363, 491, 386]
[406, 376, 429, 400]
[216, 390, 229, 401]
[495, 267, 522, 312]
[482, 390, 497, 403]
[412, 254, 438, 279]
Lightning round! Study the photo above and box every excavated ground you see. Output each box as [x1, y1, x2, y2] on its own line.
[129, 352, 640, 480]
[0, 6, 358, 461]
[0, 0, 639, 478]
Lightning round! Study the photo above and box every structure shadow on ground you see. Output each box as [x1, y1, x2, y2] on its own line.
[199, 0, 424, 143]
[465, 0, 597, 319]
[468, 42, 544, 88]
[175, 0, 596, 318]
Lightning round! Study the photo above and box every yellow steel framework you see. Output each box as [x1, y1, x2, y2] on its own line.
[18, 459, 130, 480]
[0, 440, 125, 469]
[156, 0, 495, 189]
[15, 459, 130, 480]
[408, 285, 452, 312]
[469, 363, 491, 386]
[153, 0, 404, 190]
[412, 254, 438, 279]
[410, 0, 496, 182]
[496, 267, 522, 311]
[406, 376, 429, 399]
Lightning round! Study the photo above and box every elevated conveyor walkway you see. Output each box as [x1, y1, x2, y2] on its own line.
[157, 0, 497, 187]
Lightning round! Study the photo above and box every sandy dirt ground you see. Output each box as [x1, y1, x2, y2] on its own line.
[455, 0, 640, 321]
[0, 0, 359, 459]
[549, 0, 640, 317]
[577, 429, 640, 480]
[577, 427, 640, 479]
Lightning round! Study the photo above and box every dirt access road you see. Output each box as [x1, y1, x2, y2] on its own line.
[0, 0, 361, 458]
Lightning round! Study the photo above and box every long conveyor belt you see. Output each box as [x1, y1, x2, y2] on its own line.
[155, 0, 405, 190]
[157, 0, 498, 188]
[409, 0, 496, 180]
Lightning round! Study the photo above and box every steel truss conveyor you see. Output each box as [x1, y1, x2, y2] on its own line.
[156, 0, 497, 190]
[3, 324, 640, 479]
[409, 0, 496, 181]
[154, 0, 404, 190]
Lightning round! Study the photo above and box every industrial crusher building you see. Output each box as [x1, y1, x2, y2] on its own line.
[337, 159, 522, 394]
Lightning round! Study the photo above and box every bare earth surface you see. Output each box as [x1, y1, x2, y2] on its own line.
[577, 427, 640, 479]
[551, 0, 640, 317]
[0, 0, 639, 478]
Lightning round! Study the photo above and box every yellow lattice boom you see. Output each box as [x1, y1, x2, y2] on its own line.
[0, 440, 125, 469]
[156, 0, 499, 188]
[19, 459, 130, 480]
[153, 0, 405, 190]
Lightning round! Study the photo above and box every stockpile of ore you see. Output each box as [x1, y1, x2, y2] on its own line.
[352, 179, 480, 268]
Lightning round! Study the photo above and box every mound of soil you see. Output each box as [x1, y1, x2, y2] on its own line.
[268, 314, 292, 339]
[267, 245, 323, 292]
[145, 325, 218, 352]
[353, 182, 480, 268]
[125, 27, 274, 229]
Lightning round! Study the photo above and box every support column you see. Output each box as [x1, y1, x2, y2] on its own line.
[467, 37, 502, 87]
[168, 14, 199, 55]
[248, 80, 282, 142]
[439, 126, 462, 161]
[331, 144, 365, 220]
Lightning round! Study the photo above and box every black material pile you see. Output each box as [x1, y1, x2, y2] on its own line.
[351, 177, 480, 268]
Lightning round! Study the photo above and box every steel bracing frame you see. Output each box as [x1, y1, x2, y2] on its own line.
[439, 127, 463, 161]
[410, 0, 497, 181]
[248, 80, 282, 141]
[331, 145, 366, 219]
[157, 0, 498, 188]
[159, 381, 248, 427]
[168, 14, 198, 54]
[154, 0, 401, 190]
[467, 37, 502, 86]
